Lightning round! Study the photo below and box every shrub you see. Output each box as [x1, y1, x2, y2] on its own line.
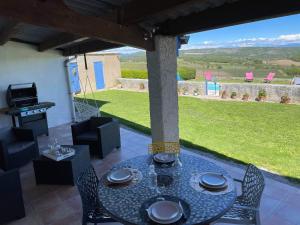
[242, 93, 250, 101]
[139, 83, 145, 90]
[231, 92, 237, 99]
[284, 67, 300, 77]
[177, 87, 182, 95]
[182, 86, 189, 95]
[221, 90, 227, 99]
[257, 89, 267, 101]
[280, 94, 291, 104]
[115, 79, 122, 88]
[178, 67, 196, 80]
[121, 70, 148, 79]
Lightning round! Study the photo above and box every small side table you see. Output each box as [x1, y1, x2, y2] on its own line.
[33, 145, 90, 185]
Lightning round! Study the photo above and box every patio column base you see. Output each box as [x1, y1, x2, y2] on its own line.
[146, 35, 179, 143]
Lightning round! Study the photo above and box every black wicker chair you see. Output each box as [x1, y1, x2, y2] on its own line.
[215, 164, 265, 225]
[77, 165, 116, 225]
[71, 117, 121, 159]
[0, 169, 25, 224]
[0, 127, 39, 170]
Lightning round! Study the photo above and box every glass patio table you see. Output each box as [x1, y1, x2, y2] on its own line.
[98, 154, 237, 225]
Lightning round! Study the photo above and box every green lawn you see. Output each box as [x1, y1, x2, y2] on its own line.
[84, 90, 300, 182]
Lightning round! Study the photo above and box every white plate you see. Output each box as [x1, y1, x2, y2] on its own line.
[107, 168, 133, 183]
[147, 201, 182, 224]
[200, 173, 227, 189]
[154, 153, 176, 164]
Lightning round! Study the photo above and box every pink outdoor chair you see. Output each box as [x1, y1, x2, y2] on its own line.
[264, 72, 275, 83]
[204, 71, 212, 81]
[245, 72, 254, 82]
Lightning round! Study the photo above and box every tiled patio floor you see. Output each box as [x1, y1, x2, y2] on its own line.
[6, 123, 300, 225]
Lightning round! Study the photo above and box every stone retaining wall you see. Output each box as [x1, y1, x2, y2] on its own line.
[116, 78, 300, 103]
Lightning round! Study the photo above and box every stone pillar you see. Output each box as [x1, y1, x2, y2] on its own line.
[146, 35, 179, 143]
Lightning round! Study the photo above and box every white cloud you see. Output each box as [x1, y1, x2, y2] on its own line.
[96, 33, 300, 54]
[278, 34, 300, 41]
[183, 33, 300, 49]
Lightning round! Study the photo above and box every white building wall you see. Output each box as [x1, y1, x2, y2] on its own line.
[0, 42, 73, 129]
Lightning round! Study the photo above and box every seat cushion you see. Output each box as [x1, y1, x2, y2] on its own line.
[0, 128, 16, 145]
[7, 141, 35, 154]
[76, 131, 98, 142]
[89, 117, 112, 131]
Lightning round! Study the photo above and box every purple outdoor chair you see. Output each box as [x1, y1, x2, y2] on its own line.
[263, 72, 275, 83]
[245, 72, 254, 82]
[204, 71, 212, 81]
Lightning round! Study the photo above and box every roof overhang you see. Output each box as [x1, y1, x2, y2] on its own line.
[0, 0, 299, 56]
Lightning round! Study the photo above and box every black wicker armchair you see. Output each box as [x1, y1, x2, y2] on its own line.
[215, 164, 265, 225]
[0, 127, 39, 170]
[77, 165, 116, 225]
[0, 169, 25, 224]
[71, 117, 121, 159]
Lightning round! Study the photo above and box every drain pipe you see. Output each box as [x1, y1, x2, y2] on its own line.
[64, 56, 77, 122]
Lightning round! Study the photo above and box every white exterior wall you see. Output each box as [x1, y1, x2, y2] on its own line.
[0, 42, 73, 129]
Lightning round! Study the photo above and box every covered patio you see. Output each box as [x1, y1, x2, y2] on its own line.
[6, 124, 300, 225]
[1, 0, 300, 225]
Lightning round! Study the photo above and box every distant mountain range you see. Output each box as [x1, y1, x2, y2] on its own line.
[120, 47, 300, 63]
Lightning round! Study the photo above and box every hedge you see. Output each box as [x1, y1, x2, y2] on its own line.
[178, 67, 196, 80]
[121, 70, 148, 79]
[121, 67, 196, 80]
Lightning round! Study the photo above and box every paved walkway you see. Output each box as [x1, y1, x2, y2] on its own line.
[6, 124, 300, 225]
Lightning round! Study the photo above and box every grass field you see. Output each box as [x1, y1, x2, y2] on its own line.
[84, 90, 300, 182]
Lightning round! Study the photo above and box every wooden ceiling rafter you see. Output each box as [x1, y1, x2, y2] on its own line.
[0, 0, 154, 51]
[63, 39, 122, 56]
[157, 0, 300, 35]
[39, 33, 89, 52]
[119, 0, 198, 24]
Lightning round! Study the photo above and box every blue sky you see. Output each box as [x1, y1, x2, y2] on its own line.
[184, 14, 300, 49]
[189, 14, 300, 43]
[103, 14, 300, 53]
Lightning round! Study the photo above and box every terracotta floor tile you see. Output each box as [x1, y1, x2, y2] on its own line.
[37, 202, 74, 225]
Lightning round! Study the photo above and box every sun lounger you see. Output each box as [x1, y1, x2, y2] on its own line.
[264, 72, 275, 83]
[204, 71, 212, 81]
[245, 72, 254, 82]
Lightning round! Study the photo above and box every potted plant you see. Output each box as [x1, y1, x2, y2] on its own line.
[257, 89, 267, 101]
[177, 87, 182, 95]
[280, 94, 291, 104]
[139, 83, 145, 90]
[115, 80, 122, 89]
[230, 92, 237, 99]
[193, 88, 199, 96]
[183, 86, 189, 95]
[221, 90, 227, 99]
[242, 93, 250, 101]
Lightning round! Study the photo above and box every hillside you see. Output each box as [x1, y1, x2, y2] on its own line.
[120, 47, 300, 81]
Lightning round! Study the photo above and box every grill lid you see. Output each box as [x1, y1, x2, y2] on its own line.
[6, 82, 38, 108]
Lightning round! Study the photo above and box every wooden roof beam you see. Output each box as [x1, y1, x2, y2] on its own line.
[121, 0, 195, 24]
[39, 33, 88, 52]
[63, 40, 122, 56]
[158, 0, 300, 35]
[0, 0, 154, 51]
[0, 20, 20, 45]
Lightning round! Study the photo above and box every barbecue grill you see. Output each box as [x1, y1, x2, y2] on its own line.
[5, 83, 55, 136]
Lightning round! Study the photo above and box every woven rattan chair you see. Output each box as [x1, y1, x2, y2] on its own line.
[215, 164, 265, 225]
[77, 165, 115, 225]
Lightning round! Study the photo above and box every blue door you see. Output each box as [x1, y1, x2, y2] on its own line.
[94, 61, 105, 89]
[68, 63, 81, 93]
